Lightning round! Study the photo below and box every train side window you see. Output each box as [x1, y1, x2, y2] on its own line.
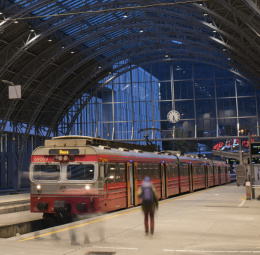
[180, 163, 188, 176]
[154, 164, 160, 179]
[118, 163, 126, 182]
[209, 165, 214, 174]
[108, 163, 116, 183]
[167, 164, 173, 177]
[137, 163, 143, 181]
[143, 163, 149, 178]
[173, 163, 178, 177]
[149, 164, 154, 178]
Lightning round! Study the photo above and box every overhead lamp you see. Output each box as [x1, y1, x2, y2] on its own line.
[71, 51, 75, 54]
[139, 28, 144, 33]
[213, 30, 217, 33]
[62, 46, 65, 49]
[203, 13, 208, 16]
[48, 39, 52, 42]
[98, 66, 101, 69]
[30, 29, 34, 32]
[165, 54, 169, 58]
[14, 20, 18, 23]
[123, 13, 128, 18]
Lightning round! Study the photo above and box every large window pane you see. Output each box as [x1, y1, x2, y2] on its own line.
[194, 62, 214, 79]
[195, 79, 215, 99]
[197, 119, 216, 137]
[236, 78, 256, 97]
[196, 99, 216, 119]
[238, 97, 256, 117]
[216, 78, 235, 97]
[175, 100, 195, 119]
[217, 98, 237, 118]
[218, 118, 237, 136]
[175, 80, 194, 99]
[159, 82, 172, 100]
[239, 117, 257, 136]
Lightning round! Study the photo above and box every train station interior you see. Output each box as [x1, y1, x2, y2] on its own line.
[0, 1, 260, 254]
[0, 0, 259, 193]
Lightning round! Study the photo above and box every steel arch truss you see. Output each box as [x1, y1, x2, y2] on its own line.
[0, 0, 259, 139]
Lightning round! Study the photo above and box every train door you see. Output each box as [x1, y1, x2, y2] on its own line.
[127, 162, 135, 207]
[189, 163, 193, 192]
[161, 163, 167, 199]
[178, 163, 181, 194]
[218, 166, 221, 184]
[205, 164, 208, 188]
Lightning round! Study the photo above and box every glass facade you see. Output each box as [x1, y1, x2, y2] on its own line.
[59, 60, 260, 151]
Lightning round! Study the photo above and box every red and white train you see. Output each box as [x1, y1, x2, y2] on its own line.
[29, 136, 231, 218]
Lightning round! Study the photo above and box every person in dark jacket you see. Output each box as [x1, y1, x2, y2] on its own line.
[138, 176, 158, 235]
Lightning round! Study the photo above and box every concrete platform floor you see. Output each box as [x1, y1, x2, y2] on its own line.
[2, 183, 260, 255]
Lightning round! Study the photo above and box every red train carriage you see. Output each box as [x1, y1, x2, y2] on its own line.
[29, 136, 230, 219]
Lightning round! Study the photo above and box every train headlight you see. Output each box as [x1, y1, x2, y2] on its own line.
[85, 185, 90, 190]
[63, 155, 68, 161]
[36, 184, 41, 192]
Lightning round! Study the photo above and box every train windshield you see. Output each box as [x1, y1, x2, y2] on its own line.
[67, 164, 95, 180]
[33, 165, 60, 180]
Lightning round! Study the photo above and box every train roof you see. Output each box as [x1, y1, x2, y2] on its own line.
[33, 136, 225, 165]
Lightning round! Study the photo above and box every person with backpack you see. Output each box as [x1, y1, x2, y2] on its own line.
[138, 176, 158, 235]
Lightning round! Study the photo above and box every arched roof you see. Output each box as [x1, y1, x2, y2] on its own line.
[0, 0, 259, 136]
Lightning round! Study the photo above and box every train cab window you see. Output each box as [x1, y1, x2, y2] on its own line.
[33, 165, 60, 180]
[67, 164, 94, 180]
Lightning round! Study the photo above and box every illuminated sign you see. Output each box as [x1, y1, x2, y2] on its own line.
[226, 159, 239, 165]
[248, 158, 260, 164]
[213, 137, 255, 151]
[49, 149, 79, 155]
[251, 143, 260, 155]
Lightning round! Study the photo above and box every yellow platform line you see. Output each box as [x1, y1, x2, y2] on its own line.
[19, 185, 230, 242]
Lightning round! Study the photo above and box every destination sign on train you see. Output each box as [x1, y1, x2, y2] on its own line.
[49, 149, 79, 155]
[251, 143, 260, 155]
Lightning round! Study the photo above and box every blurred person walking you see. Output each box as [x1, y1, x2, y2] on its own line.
[138, 176, 158, 235]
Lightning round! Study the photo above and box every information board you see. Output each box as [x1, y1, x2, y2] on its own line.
[251, 142, 260, 155]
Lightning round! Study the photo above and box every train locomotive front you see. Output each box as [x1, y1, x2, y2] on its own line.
[30, 138, 103, 218]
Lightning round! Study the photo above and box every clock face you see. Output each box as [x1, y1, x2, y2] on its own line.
[167, 110, 180, 123]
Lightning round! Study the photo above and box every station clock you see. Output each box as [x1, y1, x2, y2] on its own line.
[167, 110, 180, 123]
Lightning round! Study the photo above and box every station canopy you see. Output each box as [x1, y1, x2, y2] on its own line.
[0, 0, 259, 134]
